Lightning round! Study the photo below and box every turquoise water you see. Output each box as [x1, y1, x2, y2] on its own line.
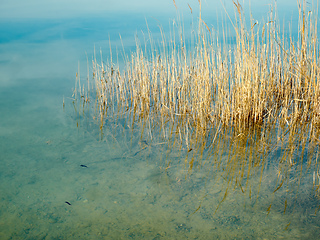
[1, 2, 320, 239]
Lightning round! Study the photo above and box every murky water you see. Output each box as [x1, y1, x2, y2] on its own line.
[1, 2, 320, 239]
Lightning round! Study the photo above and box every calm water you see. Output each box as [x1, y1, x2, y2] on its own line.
[1, 1, 319, 239]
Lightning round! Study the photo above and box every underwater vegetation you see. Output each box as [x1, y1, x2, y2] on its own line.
[71, 0, 320, 222]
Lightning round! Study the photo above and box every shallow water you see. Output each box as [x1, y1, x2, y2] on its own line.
[1, 2, 320, 239]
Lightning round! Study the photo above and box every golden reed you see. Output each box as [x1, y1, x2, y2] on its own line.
[72, 0, 320, 216]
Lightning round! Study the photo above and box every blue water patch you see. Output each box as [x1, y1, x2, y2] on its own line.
[0, 14, 175, 45]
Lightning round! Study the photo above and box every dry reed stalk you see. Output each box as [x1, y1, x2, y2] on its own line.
[72, 0, 320, 214]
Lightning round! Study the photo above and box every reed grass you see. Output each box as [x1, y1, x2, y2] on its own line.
[72, 0, 320, 216]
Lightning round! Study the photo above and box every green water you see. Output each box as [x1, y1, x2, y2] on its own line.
[0, 75, 319, 239]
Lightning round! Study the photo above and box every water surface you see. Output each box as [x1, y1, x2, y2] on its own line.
[0, 1, 319, 239]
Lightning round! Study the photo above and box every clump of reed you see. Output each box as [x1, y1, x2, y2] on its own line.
[73, 0, 320, 215]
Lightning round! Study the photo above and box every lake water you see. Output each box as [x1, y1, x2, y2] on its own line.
[1, 1, 320, 239]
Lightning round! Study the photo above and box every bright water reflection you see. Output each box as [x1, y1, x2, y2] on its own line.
[0, 1, 319, 239]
